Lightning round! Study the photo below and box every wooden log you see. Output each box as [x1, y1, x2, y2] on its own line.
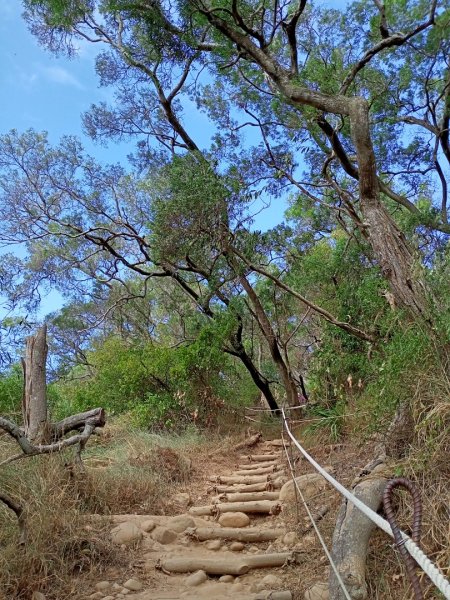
[210, 475, 270, 484]
[164, 589, 292, 599]
[246, 552, 293, 568]
[189, 500, 282, 516]
[210, 472, 284, 485]
[52, 408, 106, 439]
[264, 439, 284, 447]
[240, 454, 281, 462]
[159, 556, 250, 575]
[234, 465, 278, 476]
[213, 478, 285, 493]
[185, 526, 285, 542]
[234, 432, 262, 451]
[238, 461, 279, 470]
[215, 491, 280, 503]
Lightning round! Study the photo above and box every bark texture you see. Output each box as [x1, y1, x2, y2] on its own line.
[329, 464, 387, 600]
[22, 325, 49, 443]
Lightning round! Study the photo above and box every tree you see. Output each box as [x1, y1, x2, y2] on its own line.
[23, 0, 450, 324]
[0, 326, 105, 543]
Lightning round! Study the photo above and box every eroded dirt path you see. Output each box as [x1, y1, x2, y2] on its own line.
[82, 437, 310, 600]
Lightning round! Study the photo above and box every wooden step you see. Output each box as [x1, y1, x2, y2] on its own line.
[185, 526, 285, 542]
[189, 499, 282, 516]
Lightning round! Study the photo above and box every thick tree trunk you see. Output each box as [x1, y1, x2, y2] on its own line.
[21, 325, 49, 444]
[349, 99, 431, 321]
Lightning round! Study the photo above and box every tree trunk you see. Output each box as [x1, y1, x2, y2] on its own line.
[349, 99, 431, 321]
[240, 275, 299, 408]
[21, 325, 49, 444]
[227, 320, 280, 413]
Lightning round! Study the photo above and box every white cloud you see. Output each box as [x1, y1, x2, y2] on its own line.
[41, 66, 84, 89]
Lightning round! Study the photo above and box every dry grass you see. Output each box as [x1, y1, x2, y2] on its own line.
[0, 420, 209, 600]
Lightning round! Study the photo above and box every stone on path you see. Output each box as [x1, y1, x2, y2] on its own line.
[174, 492, 191, 509]
[167, 515, 195, 533]
[230, 541, 245, 551]
[95, 581, 111, 591]
[141, 519, 156, 533]
[205, 539, 222, 550]
[31, 593, 46, 600]
[185, 569, 208, 587]
[111, 521, 143, 546]
[304, 582, 329, 600]
[256, 574, 283, 591]
[218, 511, 250, 528]
[151, 526, 177, 544]
[283, 531, 298, 546]
[279, 473, 328, 503]
[123, 578, 143, 591]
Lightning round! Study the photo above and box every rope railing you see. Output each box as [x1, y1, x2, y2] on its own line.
[281, 428, 353, 600]
[280, 409, 450, 600]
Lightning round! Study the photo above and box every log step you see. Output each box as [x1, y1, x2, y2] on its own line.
[159, 551, 294, 574]
[173, 591, 292, 600]
[234, 466, 280, 476]
[189, 500, 282, 516]
[238, 461, 280, 470]
[214, 491, 280, 503]
[209, 473, 284, 484]
[185, 526, 285, 542]
[240, 454, 281, 462]
[212, 478, 285, 493]
[162, 590, 292, 600]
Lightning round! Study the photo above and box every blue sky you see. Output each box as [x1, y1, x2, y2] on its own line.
[0, 0, 351, 319]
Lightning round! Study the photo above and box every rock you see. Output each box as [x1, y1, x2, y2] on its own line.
[185, 570, 208, 587]
[112, 583, 123, 590]
[88, 593, 104, 600]
[218, 512, 250, 528]
[151, 526, 177, 545]
[102, 597, 115, 600]
[95, 581, 111, 592]
[283, 532, 298, 547]
[230, 541, 245, 551]
[120, 588, 130, 595]
[32, 594, 46, 600]
[141, 519, 156, 533]
[205, 539, 222, 551]
[256, 574, 283, 591]
[174, 492, 191, 509]
[111, 521, 143, 546]
[305, 582, 329, 600]
[279, 473, 328, 504]
[233, 583, 245, 591]
[219, 575, 235, 583]
[123, 578, 143, 591]
[166, 515, 195, 533]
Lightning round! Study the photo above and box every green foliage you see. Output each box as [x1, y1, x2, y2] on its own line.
[305, 401, 346, 441]
[0, 365, 23, 418]
[52, 330, 257, 430]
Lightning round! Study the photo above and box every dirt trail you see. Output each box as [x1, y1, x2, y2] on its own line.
[83, 437, 309, 600]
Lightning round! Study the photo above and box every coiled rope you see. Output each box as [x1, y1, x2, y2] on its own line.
[383, 477, 424, 600]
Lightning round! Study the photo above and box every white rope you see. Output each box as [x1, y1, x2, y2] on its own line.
[281, 410, 450, 600]
[281, 430, 353, 600]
